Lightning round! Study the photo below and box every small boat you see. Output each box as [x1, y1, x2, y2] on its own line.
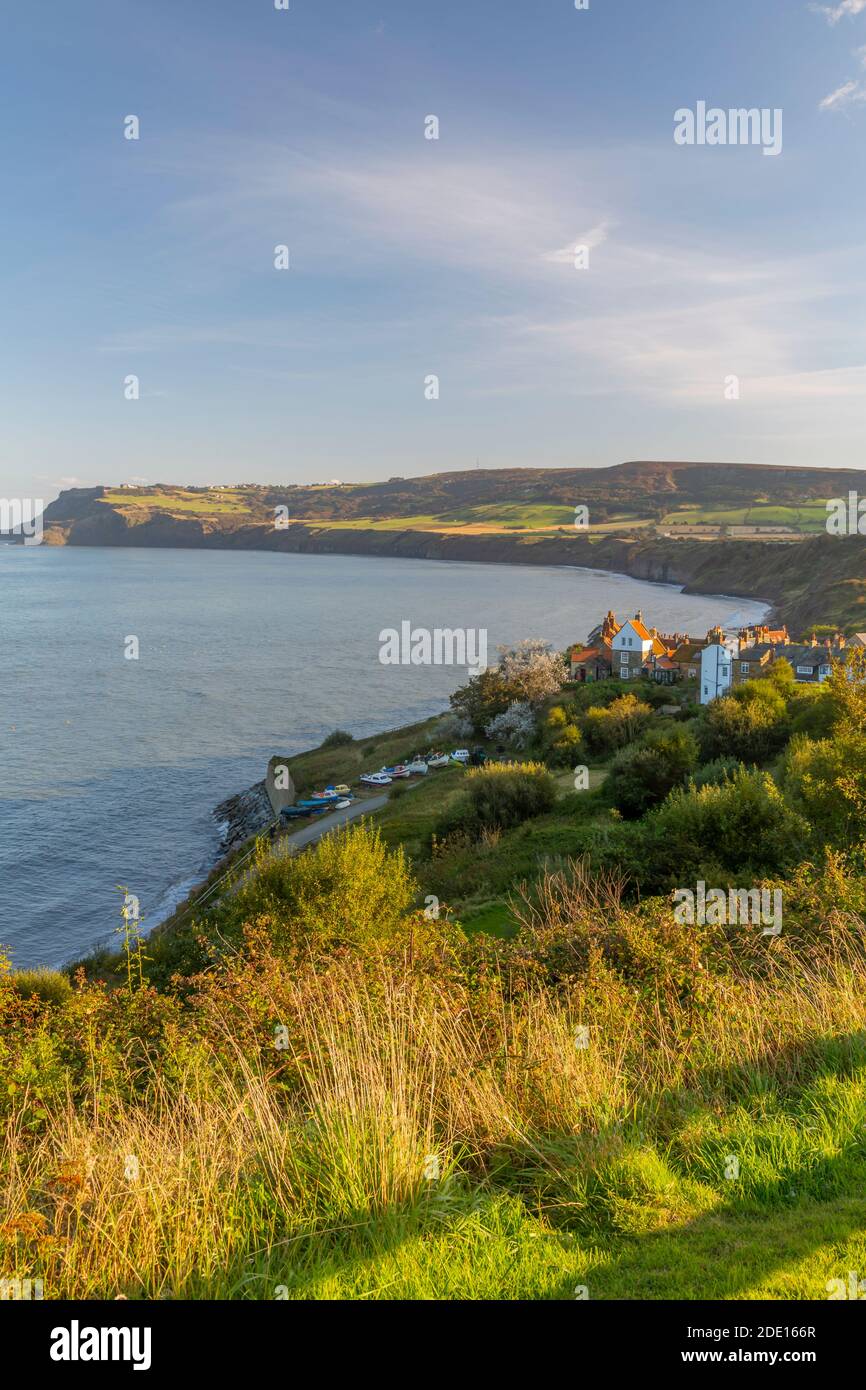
[426, 752, 449, 769]
[361, 771, 392, 786]
[405, 759, 428, 774]
[280, 805, 314, 821]
[325, 784, 352, 796]
[381, 765, 411, 779]
[335, 798, 352, 809]
[297, 796, 339, 808]
[309, 790, 341, 801]
[451, 749, 471, 764]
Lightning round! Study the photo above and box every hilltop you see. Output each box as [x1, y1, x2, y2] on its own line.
[41, 458, 865, 532]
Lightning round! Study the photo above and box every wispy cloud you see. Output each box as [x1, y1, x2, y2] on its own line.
[819, 78, 866, 107]
[814, 0, 866, 24]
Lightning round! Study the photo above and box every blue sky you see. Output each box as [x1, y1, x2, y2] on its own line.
[4, 0, 866, 500]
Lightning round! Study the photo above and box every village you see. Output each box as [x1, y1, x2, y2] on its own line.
[568, 610, 866, 704]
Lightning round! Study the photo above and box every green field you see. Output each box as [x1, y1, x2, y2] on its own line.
[101, 489, 253, 516]
[661, 503, 830, 532]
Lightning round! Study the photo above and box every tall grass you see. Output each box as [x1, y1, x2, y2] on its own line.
[4, 880, 866, 1298]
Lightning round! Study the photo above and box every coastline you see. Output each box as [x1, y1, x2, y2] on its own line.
[187, 566, 772, 939]
[43, 517, 791, 623]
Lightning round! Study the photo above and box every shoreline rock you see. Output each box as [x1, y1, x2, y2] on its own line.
[213, 780, 273, 854]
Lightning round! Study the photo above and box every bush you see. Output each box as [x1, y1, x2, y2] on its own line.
[645, 767, 811, 888]
[698, 681, 789, 764]
[7, 969, 73, 1007]
[216, 823, 415, 956]
[690, 756, 742, 790]
[321, 729, 354, 748]
[581, 694, 653, 756]
[782, 729, 866, 848]
[605, 726, 699, 818]
[439, 761, 556, 839]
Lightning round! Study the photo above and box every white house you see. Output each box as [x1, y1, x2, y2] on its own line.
[611, 613, 655, 680]
[700, 635, 738, 704]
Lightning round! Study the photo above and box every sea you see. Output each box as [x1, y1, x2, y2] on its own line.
[0, 544, 769, 968]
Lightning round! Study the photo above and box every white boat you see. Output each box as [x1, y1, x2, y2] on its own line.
[335, 798, 353, 809]
[451, 749, 471, 763]
[381, 765, 411, 779]
[426, 752, 449, 768]
[361, 772, 392, 786]
[405, 759, 428, 774]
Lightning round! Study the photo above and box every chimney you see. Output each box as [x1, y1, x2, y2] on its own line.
[838, 633, 846, 649]
[635, 610, 643, 624]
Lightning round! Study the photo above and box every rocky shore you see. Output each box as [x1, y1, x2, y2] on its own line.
[213, 779, 273, 854]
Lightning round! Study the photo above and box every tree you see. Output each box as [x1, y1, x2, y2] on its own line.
[485, 701, 537, 749]
[826, 649, 866, 734]
[450, 667, 519, 735]
[497, 639, 567, 706]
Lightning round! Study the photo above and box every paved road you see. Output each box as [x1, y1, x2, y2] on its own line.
[269, 792, 390, 858]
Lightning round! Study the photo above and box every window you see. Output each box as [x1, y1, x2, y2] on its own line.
[820, 665, 830, 676]
[740, 663, 750, 674]
[796, 665, 812, 675]
[620, 666, 629, 678]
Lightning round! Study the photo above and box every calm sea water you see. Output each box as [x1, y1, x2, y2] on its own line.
[0, 545, 768, 969]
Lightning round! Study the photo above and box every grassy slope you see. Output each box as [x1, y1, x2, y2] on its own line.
[7, 689, 866, 1299]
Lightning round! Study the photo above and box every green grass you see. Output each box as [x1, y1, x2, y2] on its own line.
[661, 503, 829, 532]
[291, 504, 650, 534]
[101, 489, 252, 515]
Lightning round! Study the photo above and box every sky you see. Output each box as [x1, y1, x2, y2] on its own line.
[3, 0, 866, 502]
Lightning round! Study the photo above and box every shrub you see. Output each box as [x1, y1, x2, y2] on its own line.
[606, 726, 699, 818]
[645, 767, 811, 888]
[581, 694, 652, 756]
[440, 761, 556, 839]
[216, 823, 415, 956]
[698, 682, 788, 764]
[781, 729, 866, 848]
[690, 756, 742, 789]
[321, 729, 354, 748]
[7, 969, 73, 1007]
